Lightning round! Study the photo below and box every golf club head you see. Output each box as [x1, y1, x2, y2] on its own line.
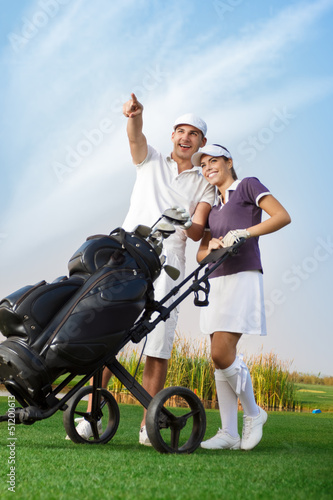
[162, 208, 188, 225]
[132, 224, 152, 238]
[163, 264, 180, 281]
[153, 221, 176, 237]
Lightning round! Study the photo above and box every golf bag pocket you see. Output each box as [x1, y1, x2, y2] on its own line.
[0, 277, 83, 344]
[43, 269, 149, 370]
[0, 339, 53, 407]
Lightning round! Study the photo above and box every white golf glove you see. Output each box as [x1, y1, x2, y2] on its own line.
[170, 206, 192, 229]
[222, 229, 250, 247]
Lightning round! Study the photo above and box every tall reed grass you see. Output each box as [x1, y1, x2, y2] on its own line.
[108, 335, 301, 410]
[247, 352, 300, 410]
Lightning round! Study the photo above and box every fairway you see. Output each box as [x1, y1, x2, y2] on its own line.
[295, 383, 333, 412]
[0, 398, 332, 499]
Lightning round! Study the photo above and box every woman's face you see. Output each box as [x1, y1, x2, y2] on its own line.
[200, 155, 233, 186]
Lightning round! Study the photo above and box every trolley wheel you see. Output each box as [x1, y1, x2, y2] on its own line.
[146, 386, 206, 454]
[63, 386, 120, 444]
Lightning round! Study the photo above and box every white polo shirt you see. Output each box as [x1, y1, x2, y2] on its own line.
[123, 145, 215, 255]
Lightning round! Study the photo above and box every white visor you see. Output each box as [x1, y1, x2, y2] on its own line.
[192, 144, 232, 167]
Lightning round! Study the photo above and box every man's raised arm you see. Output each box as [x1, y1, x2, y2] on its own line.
[123, 93, 148, 164]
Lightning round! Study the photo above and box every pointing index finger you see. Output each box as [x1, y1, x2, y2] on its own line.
[131, 93, 138, 105]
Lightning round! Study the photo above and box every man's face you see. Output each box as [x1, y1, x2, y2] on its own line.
[171, 125, 206, 161]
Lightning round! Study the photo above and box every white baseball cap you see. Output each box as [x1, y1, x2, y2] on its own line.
[191, 144, 232, 166]
[173, 113, 207, 137]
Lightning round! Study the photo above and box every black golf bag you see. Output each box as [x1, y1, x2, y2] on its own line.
[0, 227, 161, 408]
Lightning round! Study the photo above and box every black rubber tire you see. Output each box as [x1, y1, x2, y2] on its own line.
[146, 386, 206, 454]
[63, 386, 120, 444]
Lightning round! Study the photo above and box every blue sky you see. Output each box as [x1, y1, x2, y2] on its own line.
[0, 0, 332, 376]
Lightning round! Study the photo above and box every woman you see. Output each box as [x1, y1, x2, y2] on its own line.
[192, 144, 291, 450]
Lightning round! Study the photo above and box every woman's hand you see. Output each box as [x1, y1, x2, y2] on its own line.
[222, 229, 250, 247]
[208, 237, 224, 251]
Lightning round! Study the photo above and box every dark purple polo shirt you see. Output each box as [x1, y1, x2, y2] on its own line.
[207, 177, 270, 277]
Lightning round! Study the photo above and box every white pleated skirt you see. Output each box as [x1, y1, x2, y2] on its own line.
[200, 270, 267, 336]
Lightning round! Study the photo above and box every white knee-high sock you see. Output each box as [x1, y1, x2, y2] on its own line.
[214, 369, 239, 438]
[222, 356, 259, 417]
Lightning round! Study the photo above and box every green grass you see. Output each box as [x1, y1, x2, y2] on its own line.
[295, 383, 333, 412]
[0, 398, 332, 500]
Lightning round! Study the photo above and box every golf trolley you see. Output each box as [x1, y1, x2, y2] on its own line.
[0, 208, 244, 454]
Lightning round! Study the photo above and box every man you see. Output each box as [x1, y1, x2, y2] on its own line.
[121, 93, 215, 445]
[73, 93, 215, 444]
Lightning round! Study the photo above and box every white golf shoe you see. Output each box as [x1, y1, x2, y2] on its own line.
[65, 417, 102, 440]
[241, 406, 268, 450]
[139, 425, 152, 446]
[200, 429, 241, 450]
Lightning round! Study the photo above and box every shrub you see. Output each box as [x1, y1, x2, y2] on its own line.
[289, 371, 333, 386]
